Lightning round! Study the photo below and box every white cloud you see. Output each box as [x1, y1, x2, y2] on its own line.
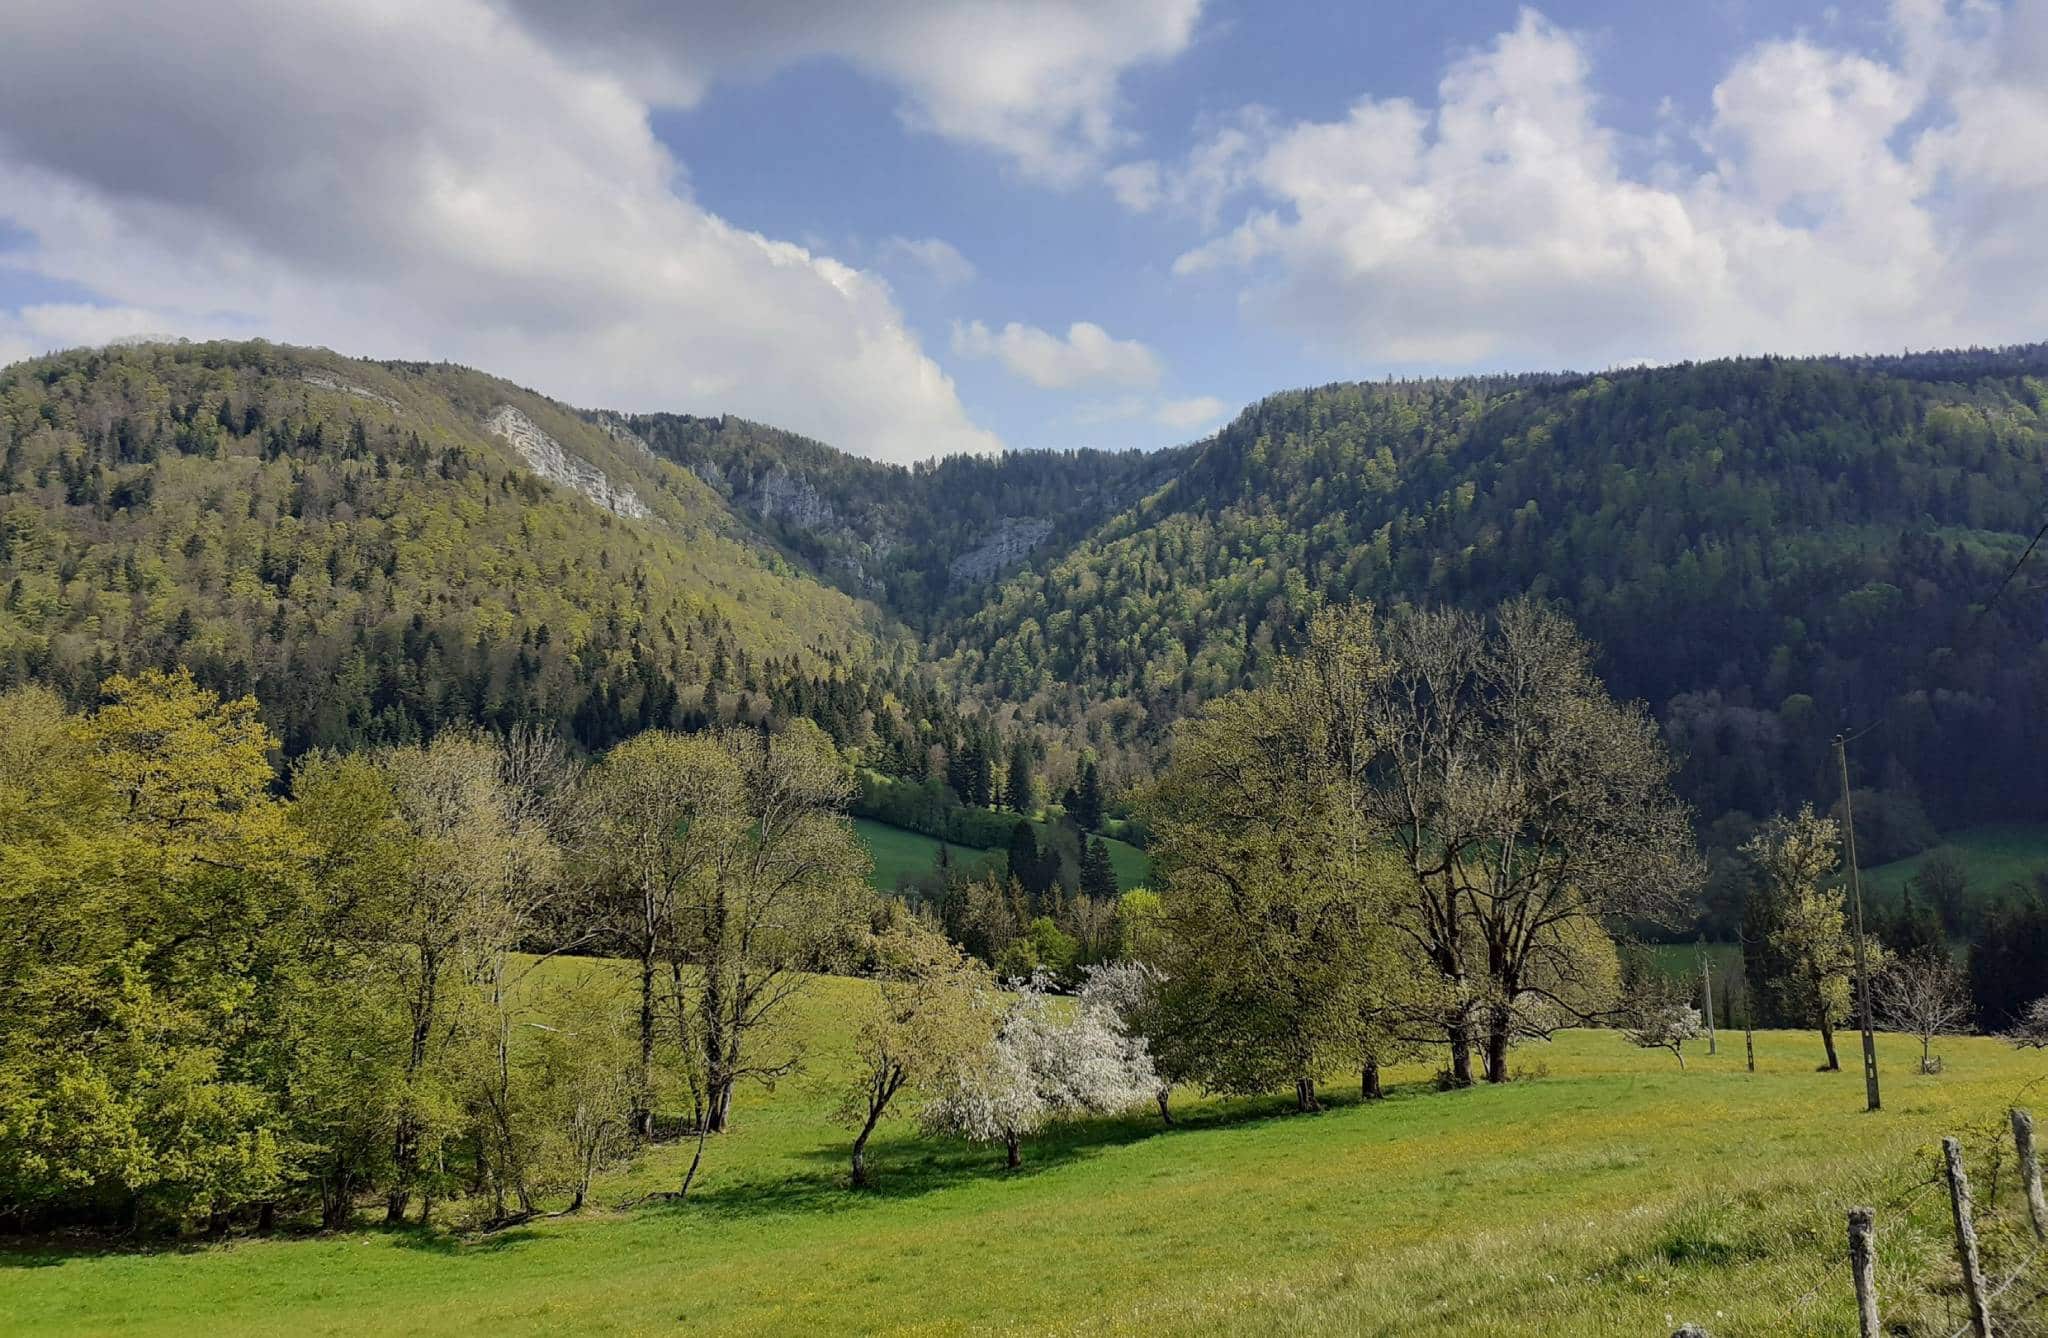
[1107, 107, 1274, 227]
[498, 0, 1204, 185]
[953, 319, 1165, 390]
[0, 0, 1000, 464]
[1165, 3, 2048, 367]
[1154, 395, 1229, 430]
[879, 236, 977, 287]
[1072, 392, 1231, 433]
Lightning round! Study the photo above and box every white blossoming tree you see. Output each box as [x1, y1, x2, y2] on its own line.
[921, 973, 1159, 1168]
[1078, 961, 1182, 1124]
[2010, 997, 2048, 1050]
[1620, 974, 1705, 1069]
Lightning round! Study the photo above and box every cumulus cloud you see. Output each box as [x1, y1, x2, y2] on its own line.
[0, 0, 1001, 463]
[1072, 392, 1231, 434]
[879, 236, 978, 287]
[1153, 395, 1230, 429]
[952, 319, 1165, 390]
[1161, 3, 2048, 367]
[498, 0, 1203, 185]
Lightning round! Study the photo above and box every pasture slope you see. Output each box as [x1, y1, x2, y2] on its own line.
[3, 966, 2042, 1337]
[853, 818, 1153, 893]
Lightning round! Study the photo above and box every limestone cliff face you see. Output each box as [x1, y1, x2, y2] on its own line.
[486, 405, 650, 520]
[747, 464, 839, 531]
[948, 516, 1054, 584]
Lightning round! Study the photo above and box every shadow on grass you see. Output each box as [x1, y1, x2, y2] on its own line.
[0, 1216, 546, 1269]
[648, 1077, 1444, 1224]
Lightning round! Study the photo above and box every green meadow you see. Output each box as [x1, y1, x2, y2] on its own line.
[854, 817, 1153, 893]
[1861, 822, 2048, 908]
[6, 967, 2042, 1337]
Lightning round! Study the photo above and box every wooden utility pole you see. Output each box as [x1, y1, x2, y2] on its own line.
[1847, 1206, 1880, 1338]
[1701, 951, 1716, 1056]
[1743, 985, 1756, 1073]
[1836, 734, 1881, 1112]
[2016, 1107, 2048, 1243]
[1944, 1137, 1993, 1338]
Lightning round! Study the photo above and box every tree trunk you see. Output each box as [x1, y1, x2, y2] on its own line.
[384, 1186, 409, 1226]
[849, 1092, 890, 1189]
[1448, 1025, 1474, 1088]
[678, 1118, 710, 1200]
[257, 1201, 276, 1235]
[1294, 1077, 1320, 1112]
[1820, 1011, 1841, 1071]
[634, 948, 656, 1140]
[705, 1077, 734, 1134]
[1484, 1019, 1512, 1084]
[1156, 1087, 1174, 1125]
[1362, 1058, 1383, 1101]
[1005, 1132, 1021, 1169]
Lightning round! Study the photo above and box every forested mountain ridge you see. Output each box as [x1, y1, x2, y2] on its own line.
[0, 340, 955, 758]
[933, 348, 2048, 835]
[619, 409, 1189, 623]
[8, 338, 2048, 863]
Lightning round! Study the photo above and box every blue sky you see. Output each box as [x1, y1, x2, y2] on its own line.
[651, 0, 1853, 450]
[1, 1, 2042, 461]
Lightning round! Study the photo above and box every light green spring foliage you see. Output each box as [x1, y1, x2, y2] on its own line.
[0, 671, 305, 1224]
[0, 341, 898, 755]
[1745, 804, 1889, 1030]
[0, 672, 875, 1233]
[1141, 656, 1416, 1104]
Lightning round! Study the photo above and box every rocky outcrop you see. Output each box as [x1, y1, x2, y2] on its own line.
[486, 405, 650, 520]
[301, 371, 400, 410]
[595, 413, 657, 463]
[744, 464, 838, 531]
[948, 517, 1054, 584]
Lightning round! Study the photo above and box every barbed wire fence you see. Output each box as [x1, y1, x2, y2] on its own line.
[1814, 1104, 2044, 1336]
[1661, 1099, 2047, 1337]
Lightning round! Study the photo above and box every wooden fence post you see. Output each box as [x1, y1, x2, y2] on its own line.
[1943, 1136, 1993, 1338]
[2016, 1107, 2048, 1243]
[1851, 1204, 1875, 1327]
[1848, 1206, 1880, 1338]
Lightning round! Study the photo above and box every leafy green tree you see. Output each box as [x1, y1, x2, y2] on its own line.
[0, 673, 306, 1231]
[835, 926, 996, 1187]
[671, 722, 871, 1139]
[578, 732, 743, 1138]
[1743, 806, 1887, 1071]
[1142, 672, 1415, 1112]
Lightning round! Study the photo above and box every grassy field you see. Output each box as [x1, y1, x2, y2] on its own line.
[1862, 822, 2048, 908]
[6, 964, 2044, 1336]
[852, 818, 999, 891]
[1643, 940, 1746, 990]
[853, 818, 1153, 893]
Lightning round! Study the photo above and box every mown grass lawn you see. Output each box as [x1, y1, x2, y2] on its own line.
[4, 969, 2042, 1337]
